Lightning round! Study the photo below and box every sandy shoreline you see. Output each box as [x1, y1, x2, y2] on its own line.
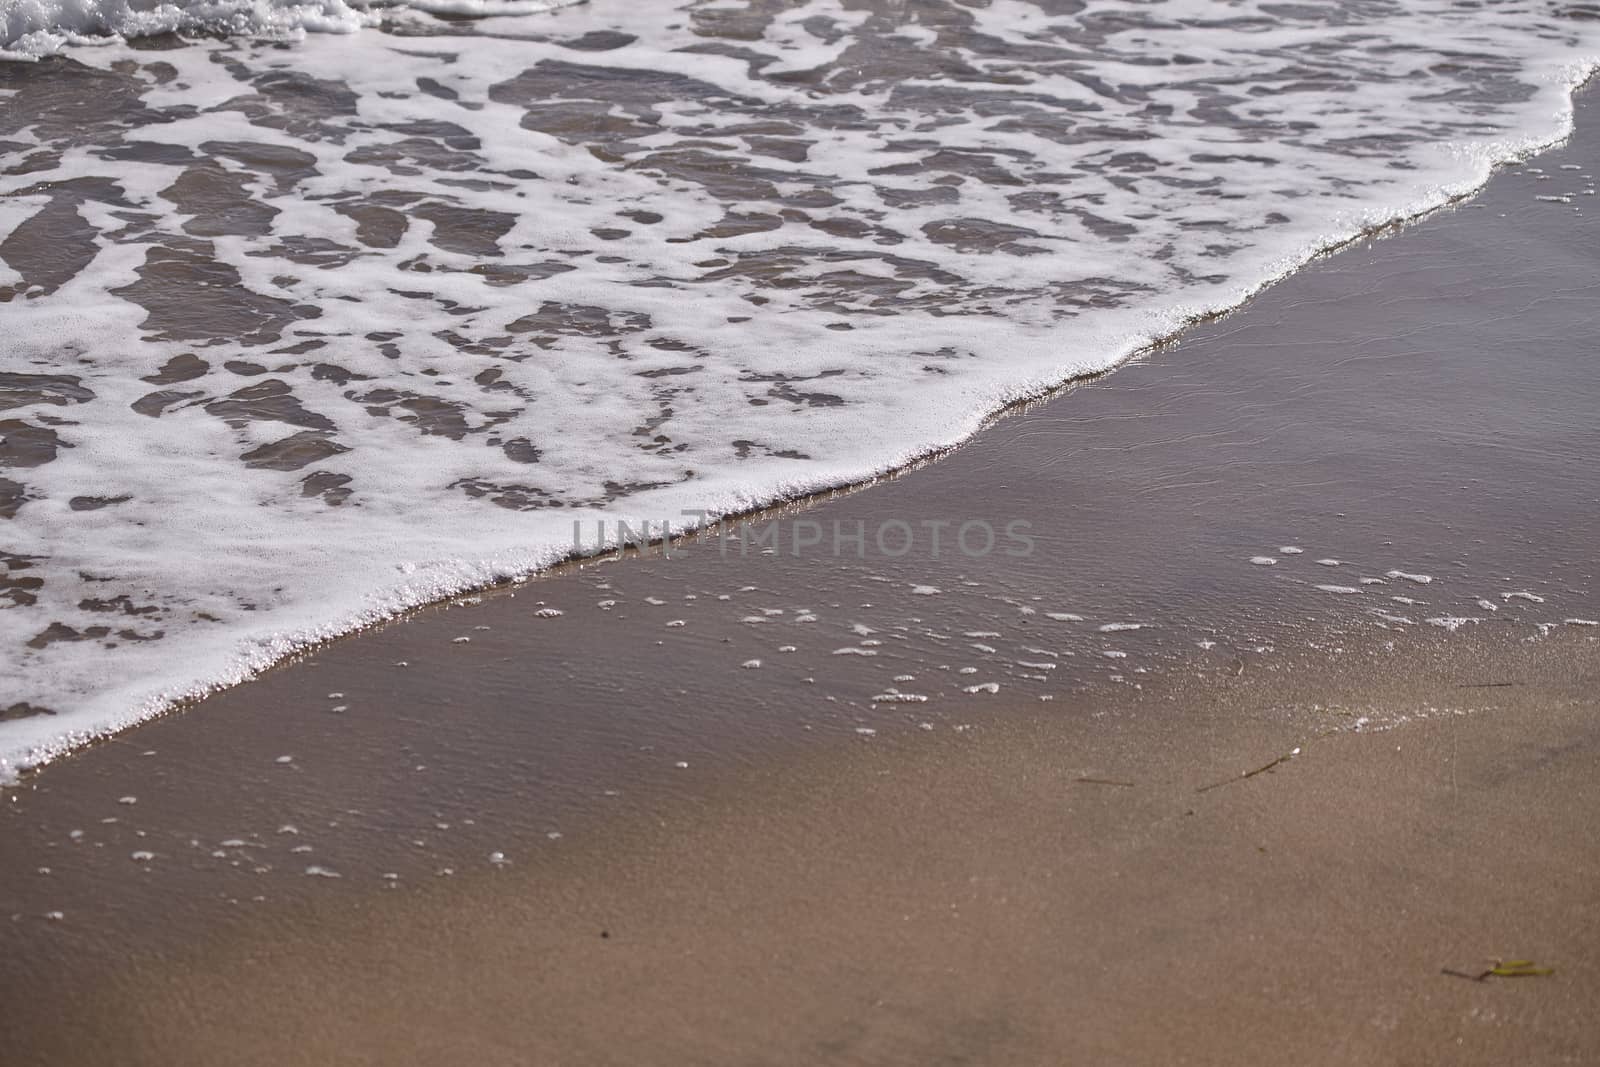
[3, 83, 1600, 1067]
[7, 628, 1600, 1064]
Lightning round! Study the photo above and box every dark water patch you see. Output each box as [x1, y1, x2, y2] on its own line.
[247, 235, 365, 269]
[96, 137, 192, 171]
[241, 430, 350, 470]
[0, 57, 154, 142]
[99, 210, 165, 244]
[0, 421, 68, 468]
[0, 555, 42, 604]
[687, 211, 784, 241]
[915, 147, 1034, 187]
[695, 246, 966, 314]
[309, 363, 371, 386]
[1046, 275, 1159, 311]
[141, 354, 210, 385]
[334, 200, 410, 249]
[270, 339, 327, 357]
[0, 178, 129, 295]
[507, 301, 652, 343]
[0, 478, 29, 519]
[761, 382, 844, 408]
[386, 120, 481, 152]
[732, 439, 811, 460]
[560, 30, 638, 52]
[452, 476, 553, 511]
[502, 438, 542, 464]
[203, 140, 320, 193]
[490, 59, 757, 137]
[301, 470, 352, 505]
[468, 260, 578, 286]
[27, 622, 111, 650]
[205, 380, 335, 432]
[346, 135, 485, 177]
[807, 216, 903, 244]
[68, 496, 131, 511]
[0, 197, 99, 295]
[130, 389, 204, 418]
[877, 185, 962, 209]
[161, 162, 280, 237]
[124, 31, 194, 52]
[428, 327, 513, 358]
[349, 390, 473, 439]
[436, 177, 516, 193]
[416, 76, 458, 102]
[736, 135, 812, 163]
[111, 241, 316, 345]
[921, 218, 1053, 256]
[0, 703, 53, 721]
[77, 595, 160, 616]
[413, 202, 515, 257]
[0, 373, 94, 412]
[212, 67, 360, 144]
[634, 148, 830, 204]
[5, 150, 63, 177]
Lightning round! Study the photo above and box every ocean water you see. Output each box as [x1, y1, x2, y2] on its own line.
[0, 0, 1596, 779]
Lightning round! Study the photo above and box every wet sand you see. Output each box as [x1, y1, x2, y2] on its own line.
[3, 91, 1600, 1066]
[14, 630, 1600, 1065]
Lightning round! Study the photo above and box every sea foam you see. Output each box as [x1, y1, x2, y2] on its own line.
[0, 0, 577, 59]
[1, 0, 1598, 779]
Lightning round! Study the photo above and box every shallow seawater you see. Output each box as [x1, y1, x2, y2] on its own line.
[1, 0, 1599, 774]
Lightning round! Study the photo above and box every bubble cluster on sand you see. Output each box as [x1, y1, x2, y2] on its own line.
[1237, 538, 1589, 648]
[542, 567, 1235, 740]
[872, 690, 928, 704]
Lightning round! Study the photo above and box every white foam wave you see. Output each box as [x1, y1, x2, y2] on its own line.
[0, 0, 578, 60]
[1, 0, 1597, 781]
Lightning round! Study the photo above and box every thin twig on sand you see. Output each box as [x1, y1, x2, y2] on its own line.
[1442, 959, 1555, 981]
[1196, 747, 1301, 794]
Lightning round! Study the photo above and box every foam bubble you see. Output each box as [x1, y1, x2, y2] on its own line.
[0, 0, 581, 60]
